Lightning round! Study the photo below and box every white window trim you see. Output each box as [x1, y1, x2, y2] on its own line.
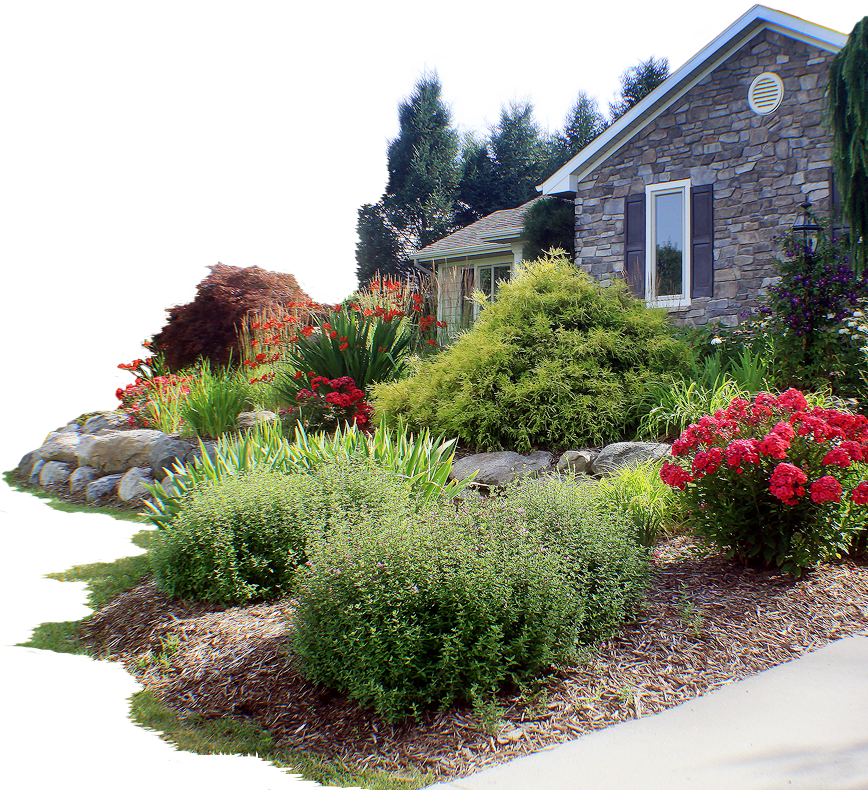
[470, 261, 514, 318]
[645, 178, 691, 309]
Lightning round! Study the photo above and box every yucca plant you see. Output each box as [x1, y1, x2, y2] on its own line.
[180, 361, 253, 437]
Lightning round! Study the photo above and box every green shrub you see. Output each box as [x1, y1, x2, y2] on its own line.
[292, 476, 649, 722]
[594, 459, 683, 546]
[180, 361, 253, 438]
[373, 252, 687, 451]
[149, 469, 312, 605]
[292, 513, 584, 723]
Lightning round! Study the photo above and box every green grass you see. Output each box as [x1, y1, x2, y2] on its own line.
[0, 449, 432, 790]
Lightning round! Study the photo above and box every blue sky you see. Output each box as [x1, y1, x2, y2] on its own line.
[208, 3, 750, 176]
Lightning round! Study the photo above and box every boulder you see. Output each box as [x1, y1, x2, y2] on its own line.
[237, 410, 279, 430]
[449, 450, 553, 487]
[69, 466, 102, 495]
[81, 411, 135, 435]
[53, 422, 81, 434]
[86, 474, 124, 503]
[39, 461, 73, 487]
[78, 429, 168, 474]
[17, 449, 42, 479]
[75, 434, 105, 467]
[557, 450, 598, 475]
[149, 436, 195, 480]
[118, 467, 155, 502]
[592, 442, 671, 477]
[29, 460, 46, 485]
[185, 439, 220, 466]
[40, 431, 81, 464]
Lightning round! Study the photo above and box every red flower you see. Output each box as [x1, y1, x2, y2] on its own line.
[810, 475, 842, 503]
[777, 388, 808, 412]
[427, 339, 437, 345]
[660, 461, 694, 490]
[725, 439, 760, 470]
[821, 447, 852, 469]
[322, 323, 332, 330]
[769, 463, 808, 505]
[292, 370, 304, 380]
[758, 432, 790, 460]
[851, 481, 868, 504]
[301, 326, 314, 337]
[255, 353, 267, 364]
[339, 342, 349, 350]
[691, 447, 723, 477]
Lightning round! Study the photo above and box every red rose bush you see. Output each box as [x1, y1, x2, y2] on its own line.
[660, 389, 868, 573]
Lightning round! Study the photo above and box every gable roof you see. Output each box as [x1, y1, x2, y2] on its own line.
[539, 4, 847, 197]
[411, 198, 541, 261]
[166, 192, 356, 291]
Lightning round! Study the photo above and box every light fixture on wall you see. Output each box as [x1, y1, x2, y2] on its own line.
[792, 200, 822, 256]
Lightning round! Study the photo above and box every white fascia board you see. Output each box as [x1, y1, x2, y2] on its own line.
[539, 4, 846, 196]
[411, 243, 512, 262]
[241, 211, 356, 269]
[477, 228, 523, 242]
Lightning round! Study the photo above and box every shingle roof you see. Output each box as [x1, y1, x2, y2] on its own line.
[166, 192, 356, 291]
[411, 199, 541, 260]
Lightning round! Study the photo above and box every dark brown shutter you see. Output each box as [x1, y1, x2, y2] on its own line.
[624, 193, 645, 298]
[691, 184, 714, 298]
[829, 168, 846, 238]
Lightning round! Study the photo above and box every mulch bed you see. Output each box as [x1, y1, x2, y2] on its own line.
[79, 537, 868, 781]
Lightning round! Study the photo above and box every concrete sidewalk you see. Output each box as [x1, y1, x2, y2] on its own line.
[430, 630, 868, 790]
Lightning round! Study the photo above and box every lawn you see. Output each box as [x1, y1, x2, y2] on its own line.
[0, 449, 433, 790]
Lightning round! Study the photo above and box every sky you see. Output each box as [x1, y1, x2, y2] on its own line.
[205, 3, 751, 178]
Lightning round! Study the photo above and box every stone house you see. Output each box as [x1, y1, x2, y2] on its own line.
[539, 4, 847, 326]
[163, 192, 356, 304]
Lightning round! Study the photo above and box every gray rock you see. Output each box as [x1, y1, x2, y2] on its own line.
[449, 450, 553, 487]
[54, 422, 81, 434]
[78, 429, 168, 474]
[592, 442, 671, 477]
[118, 467, 155, 502]
[237, 410, 279, 430]
[185, 439, 220, 466]
[39, 461, 73, 487]
[40, 431, 81, 464]
[149, 436, 195, 480]
[86, 474, 124, 503]
[29, 460, 46, 484]
[557, 450, 598, 475]
[17, 449, 43, 478]
[81, 411, 135, 435]
[75, 434, 105, 467]
[69, 466, 102, 495]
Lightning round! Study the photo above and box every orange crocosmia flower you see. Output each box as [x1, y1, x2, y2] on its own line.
[292, 370, 304, 380]
[322, 323, 331, 330]
[339, 343, 349, 350]
[301, 326, 314, 337]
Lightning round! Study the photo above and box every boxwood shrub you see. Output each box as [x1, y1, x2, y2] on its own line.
[372, 252, 687, 451]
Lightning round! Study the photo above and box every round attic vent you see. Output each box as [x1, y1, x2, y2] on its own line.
[748, 72, 784, 115]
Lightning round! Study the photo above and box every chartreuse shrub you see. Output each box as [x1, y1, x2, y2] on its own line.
[150, 459, 416, 605]
[660, 389, 868, 574]
[372, 252, 687, 451]
[292, 476, 648, 722]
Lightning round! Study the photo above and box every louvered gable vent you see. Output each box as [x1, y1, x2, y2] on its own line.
[748, 72, 784, 115]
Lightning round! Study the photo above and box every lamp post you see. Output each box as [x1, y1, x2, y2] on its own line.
[792, 200, 822, 257]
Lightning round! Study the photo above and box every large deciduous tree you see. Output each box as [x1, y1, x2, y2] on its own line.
[220, 125, 298, 214]
[827, 16, 868, 271]
[0, 3, 241, 371]
[355, 74, 461, 283]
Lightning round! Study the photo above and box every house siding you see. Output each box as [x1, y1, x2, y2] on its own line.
[573, 30, 836, 326]
[290, 222, 355, 274]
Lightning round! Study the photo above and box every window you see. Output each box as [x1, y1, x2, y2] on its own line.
[478, 264, 512, 302]
[624, 181, 714, 306]
[647, 179, 691, 305]
[457, 262, 513, 324]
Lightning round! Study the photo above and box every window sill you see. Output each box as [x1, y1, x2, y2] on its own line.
[646, 298, 691, 310]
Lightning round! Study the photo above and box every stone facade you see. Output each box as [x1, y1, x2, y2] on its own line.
[573, 30, 836, 327]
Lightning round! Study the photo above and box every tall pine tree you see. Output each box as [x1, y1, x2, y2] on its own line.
[356, 73, 461, 283]
[220, 125, 298, 214]
[554, 91, 607, 160]
[292, 143, 338, 200]
[609, 57, 670, 121]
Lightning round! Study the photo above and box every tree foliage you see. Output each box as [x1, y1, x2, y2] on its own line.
[220, 124, 297, 214]
[827, 16, 868, 271]
[292, 143, 338, 200]
[0, 3, 241, 370]
[152, 264, 311, 371]
[355, 74, 461, 283]
[778, 3, 868, 33]
[521, 197, 575, 261]
[609, 57, 670, 121]
[554, 91, 607, 160]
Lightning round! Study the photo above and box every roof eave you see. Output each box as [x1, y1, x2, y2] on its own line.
[411, 242, 513, 262]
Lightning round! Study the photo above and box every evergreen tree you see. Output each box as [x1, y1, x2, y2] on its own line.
[338, 134, 383, 192]
[353, 65, 459, 281]
[609, 57, 670, 121]
[827, 16, 868, 271]
[778, 3, 868, 34]
[220, 125, 298, 214]
[0, 3, 241, 374]
[554, 91, 607, 160]
[292, 143, 338, 200]
[521, 197, 575, 262]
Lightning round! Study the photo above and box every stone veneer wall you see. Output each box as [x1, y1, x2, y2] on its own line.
[573, 30, 837, 327]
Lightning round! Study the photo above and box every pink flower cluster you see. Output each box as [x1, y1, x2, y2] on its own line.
[660, 389, 868, 507]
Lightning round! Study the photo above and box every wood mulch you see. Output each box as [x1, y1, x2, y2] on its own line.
[78, 536, 868, 781]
